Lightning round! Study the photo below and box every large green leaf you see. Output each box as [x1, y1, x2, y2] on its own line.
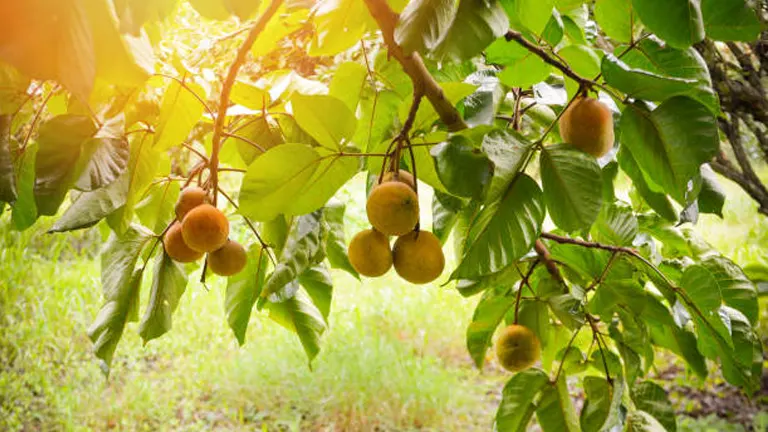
[617, 146, 677, 222]
[580, 377, 624, 432]
[631, 0, 705, 49]
[0, 115, 16, 203]
[394, 0, 456, 54]
[153, 79, 205, 151]
[298, 264, 334, 321]
[540, 144, 603, 232]
[631, 381, 677, 432]
[34, 115, 97, 216]
[265, 287, 327, 364]
[502, 0, 555, 35]
[591, 202, 638, 247]
[251, 6, 307, 57]
[612, 38, 718, 113]
[49, 174, 128, 232]
[291, 94, 356, 150]
[432, 190, 465, 244]
[118, 133, 162, 233]
[88, 224, 154, 372]
[431, 135, 493, 199]
[285, 148, 359, 216]
[697, 165, 725, 217]
[536, 376, 580, 432]
[322, 200, 359, 279]
[626, 410, 668, 432]
[482, 129, 533, 204]
[264, 211, 324, 298]
[466, 286, 516, 368]
[138, 250, 188, 344]
[594, 0, 636, 42]
[11, 144, 38, 230]
[498, 53, 551, 88]
[134, 180, 179, 234]
[226, 245, 269, 345]
[681, 264, 724, 315]
[701, 0, 761, 41]
[230, 80, 272, 111]
[433, 0, 509, 61]
[329, 62, 367, 112]
[619, 98, 719, 204]
[309, 0, 368, 56]
[75, 114, 130, 192]
[239, 143, 322, 222]
[453, 174, 544, 279]
[495, 369, 550, 431]
[701, 255, 758, 324]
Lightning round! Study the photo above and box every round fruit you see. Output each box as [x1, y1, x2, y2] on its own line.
[163, 222, 204, 263]
[381, 169, 415, 190]
[175, 186, 209, 220]
[181, 204, 230, 253]
[208, 240, 247, 276]
[558, 96, 615, 158]
[496, 324, 541, 372]
[366, 181, 419, 236]
[392, 231, 444, 284]
[348, 229, 393, 277]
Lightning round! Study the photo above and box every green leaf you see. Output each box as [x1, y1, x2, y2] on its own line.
[619, 98, 719, 204]
[702, 255, 758, 324]
[463, 72, 504, 127]
[0, 115, 16, 203]
[518, 300, 553, 350]
[298, 264, 334, 321]
[591, 202, 638, 246]
[134, 180, 179, 234]
[594, 0, 636, 42]
[485, 36, 528, 64]
[88, 224, 154, 372]
[322, 200, 359, 279]
[188, 0, 231, 19]
[498, 53, 551, 88]
[631, 381, 677, 432]
[264, 211, 324, 298]
[432, 190, 465, 244]
[291, 94, 356, 150]
[75, 114, 130, 192]
[239, 143, 321, 222]
[617, 147, 677, 222]
[226, 245, 269, 345]
[285, 148, 359, 216]
[681, 264, 723, 314]
[614, 38, 718, 113]
[401, 82, 476, 131]
[153, 79, 206, 151]
[265, 287, 327, 364]
[138, 251, 188, 344]
[49, 174, 128, 232]
[631, 0, 705, 49]
[626, 410, 668, 432]
[456, 260, 523, 297]
[482, 129, 534, 204]
[541, 11, 565, 46]
[11, 144, 38, 230]
[230, 80, 272, 111]
[558, 45, 601, 80]
[431, 135, 493, 199]
[697, 165, 725, 217]
[466, 287, 517, 368]
[502, 0, 555, 35]
[309, 0, 368, 56]
[580, 376, 623, 432]
[235, 116, 284, 164]
[701, 0, 761, 41]
[251, 6, 307, 57]
[223, 0, 262, 20]
[540, 144, 603, 232]
[495, 369, 550, 431]
[433, 0, 509, 61]
[329, 62, 367, 112]
[394, 0, 456, 54]
[452, 174, 545, 279]
[548, 293, 585, 329]
[119, 133, 162, 233]
[34, 115, 97, 216]
[0, 63, 29, 114]
[536, 376, 580, 432]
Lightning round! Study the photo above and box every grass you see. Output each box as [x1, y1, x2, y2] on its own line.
[1, 170, 766, 431]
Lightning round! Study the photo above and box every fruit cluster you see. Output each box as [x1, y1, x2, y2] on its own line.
[163, 186, 247, 276]
[348, 170, 445, 285]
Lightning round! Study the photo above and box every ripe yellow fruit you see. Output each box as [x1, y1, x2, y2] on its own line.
[208, 240, 247, 276]
[181, 204, 230, 253]
[496, 324, 541, 372]
[163, 222, 204, 263]
[558, 96, 615, 158]
[366, 181, 419, 236]
[392, 231, 444, 284]
[381, 169, 415, 190]
[175, 186, 209, 220]
[348, 229, 393, 277]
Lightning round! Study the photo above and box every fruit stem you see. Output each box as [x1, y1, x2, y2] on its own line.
[209, 0, 284, 207]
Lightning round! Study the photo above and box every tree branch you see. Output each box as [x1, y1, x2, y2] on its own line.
[209, 0, 283, 205]
[504, 30, 593, 88]
[362, 0, 467, 131]
[534, 239, 565, 285]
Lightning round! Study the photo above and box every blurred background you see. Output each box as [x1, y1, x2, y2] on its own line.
[1, 169, 767, 431]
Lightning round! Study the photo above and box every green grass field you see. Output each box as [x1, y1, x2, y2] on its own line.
[1, 170, 766, 431]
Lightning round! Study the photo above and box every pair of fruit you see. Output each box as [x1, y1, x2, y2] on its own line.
[348, 170, 445, 285]
[163, 186, 246, 276]
[559, 96, 614, 158]
[496, 324, 541, 373]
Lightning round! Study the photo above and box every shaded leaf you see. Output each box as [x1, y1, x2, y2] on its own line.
[495, 369, 550, 431]
[226, 245, 269, 345]
[323, 200, 358, 279]
[139, 250, 188, 344]
[466, 287, 517, 368]
[264, 211, 324, 298]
